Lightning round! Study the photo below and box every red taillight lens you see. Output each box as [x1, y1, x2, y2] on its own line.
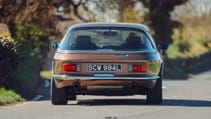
[129, 64, 147, 72]
[63, 63, 78, 72]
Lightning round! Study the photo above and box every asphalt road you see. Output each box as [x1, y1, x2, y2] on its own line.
[1, 71, 211, 119]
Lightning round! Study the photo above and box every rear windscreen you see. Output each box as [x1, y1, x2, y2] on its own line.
[59, 27, 154, 51]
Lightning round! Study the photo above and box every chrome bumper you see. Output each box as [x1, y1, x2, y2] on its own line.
[52, 74, 159, 80]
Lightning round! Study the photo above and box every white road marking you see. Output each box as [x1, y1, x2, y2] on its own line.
[162, 86, 167, 89]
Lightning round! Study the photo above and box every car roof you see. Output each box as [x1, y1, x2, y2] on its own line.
[69, 22, 149, 32]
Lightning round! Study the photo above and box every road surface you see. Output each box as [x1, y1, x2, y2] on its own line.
[0, 70, 211, 119]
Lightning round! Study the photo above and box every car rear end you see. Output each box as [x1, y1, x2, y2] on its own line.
[51, 23, 163, 105]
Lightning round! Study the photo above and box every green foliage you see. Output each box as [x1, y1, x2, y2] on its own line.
[165, 35, 211, 79]
[176, 40, 192, 53]
[14, 24, 50, 69]
[0, 87, 25, 106]
[0, 24, 49, 99]
[167, 39, 192, 58]
[165, 14, 211, 78]
[8, 24, 46, 98]
[14, 24, 42, 58]
[167, 16, 211, 59]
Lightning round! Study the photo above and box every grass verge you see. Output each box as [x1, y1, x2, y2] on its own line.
[0, 87, 25, 106]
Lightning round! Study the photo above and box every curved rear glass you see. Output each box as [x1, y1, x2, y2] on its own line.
[59, 27, 154, 51]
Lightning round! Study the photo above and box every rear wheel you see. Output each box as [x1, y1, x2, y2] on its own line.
[51, 79, 68, 105]
[146, 68, 163, 104]
[68, 87, 76, 101]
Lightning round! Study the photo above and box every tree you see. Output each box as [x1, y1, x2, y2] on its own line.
[173, 0, 211, 19]
[0, 0, 60, 37]
[79, 0, 118, 21]
[115, 0, 136, 22]
[140, 0, 188, 45]
[79, 0, 188, 45]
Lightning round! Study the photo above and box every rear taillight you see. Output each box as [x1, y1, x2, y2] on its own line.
[128, 64, 147, 72]
[63, 63, 80, 72]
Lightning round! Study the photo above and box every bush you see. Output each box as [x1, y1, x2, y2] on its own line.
[0, 24, 49, 99]
[14, 24, 42, 58]
[14, 24, 50, 69]
[176, 40, 192, 53]
[0, 23, 51, 101]
[10, 57, 41, 98]
[0, 32, 19, 86]
[0, 87, 25, 106]
[9, 24, 47, 98]
[164, 51, 211, 79]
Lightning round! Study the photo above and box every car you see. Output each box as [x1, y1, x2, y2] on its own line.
[51, 22, 167, 105]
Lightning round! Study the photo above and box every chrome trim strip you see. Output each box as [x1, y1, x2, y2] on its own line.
[52, 74, 159, 80]
[56, 49, 157, 54]
[94, 74, 115, 77]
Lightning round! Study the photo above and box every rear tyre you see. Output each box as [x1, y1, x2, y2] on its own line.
[68, 87, 76, 101]
[146, 69, 163, 104]
[51, 79, 68, 105]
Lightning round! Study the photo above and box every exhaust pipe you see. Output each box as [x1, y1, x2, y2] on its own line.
[72, 81, 80, 90]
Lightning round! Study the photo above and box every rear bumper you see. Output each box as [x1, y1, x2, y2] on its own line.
[52, 74, 159, 80]
[52, 74, 158, 89]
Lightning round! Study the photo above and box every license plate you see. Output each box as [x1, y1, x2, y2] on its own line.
[88, 64, 121, 72]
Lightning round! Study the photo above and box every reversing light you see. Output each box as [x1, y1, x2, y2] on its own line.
[63, 63, 79, 72]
